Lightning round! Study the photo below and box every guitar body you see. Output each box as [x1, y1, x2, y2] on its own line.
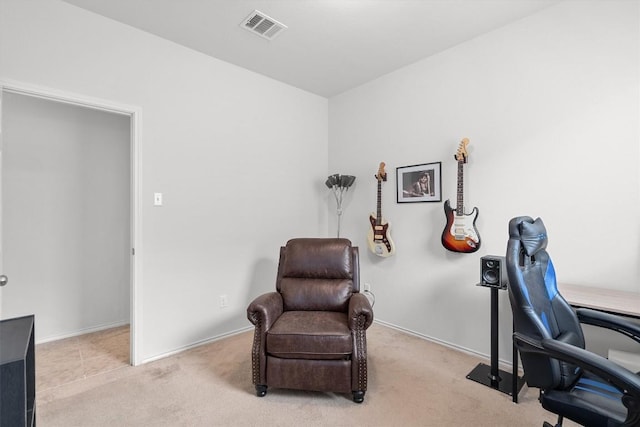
[368, 213, 396, 257]
[441, 200, 481, 253]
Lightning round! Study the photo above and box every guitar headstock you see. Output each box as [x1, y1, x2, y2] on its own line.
[375, 162, 387, 182]
[454, 138, 470, 163]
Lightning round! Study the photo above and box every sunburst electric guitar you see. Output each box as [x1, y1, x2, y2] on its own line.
[368, 162, 396, 257]
[441, 138, 481, 253]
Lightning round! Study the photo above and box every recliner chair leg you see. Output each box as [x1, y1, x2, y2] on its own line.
[256, 385, 267, 397]
[352, 391, 365, 403]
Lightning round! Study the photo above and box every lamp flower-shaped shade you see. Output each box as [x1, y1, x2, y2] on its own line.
[325, 174, 339, 188]
[339, 175, 356, 188]
[325, 174, 356, 189]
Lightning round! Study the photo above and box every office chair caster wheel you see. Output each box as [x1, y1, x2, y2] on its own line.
[256, 385, 267, 397]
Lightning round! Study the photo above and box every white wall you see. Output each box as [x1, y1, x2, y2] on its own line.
[1, 0, 637, 366]
[0, 0, 329, 362]
[329, 0, 640, 361]
[2, 92, 130, 340]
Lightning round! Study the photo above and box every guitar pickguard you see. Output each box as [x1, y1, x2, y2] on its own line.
[368, 214, 396, 257]
[441, 201, 481, 253]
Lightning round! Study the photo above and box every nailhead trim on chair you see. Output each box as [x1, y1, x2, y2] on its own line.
[355, 314, 367, 391]
[249, 312, 262, 385]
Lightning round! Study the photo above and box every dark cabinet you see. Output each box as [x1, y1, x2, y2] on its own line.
[0, 315, 35, 427]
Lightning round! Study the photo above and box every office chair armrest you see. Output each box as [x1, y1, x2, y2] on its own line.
[348, 293, 374, 330]
[513, 331, 545, 352]
[541, 338, 640, 425]
[514, 332, 640, 397]
[247, 291, 283, 331]
[576, 308, 640, 344]
[541, 338, 640, 400]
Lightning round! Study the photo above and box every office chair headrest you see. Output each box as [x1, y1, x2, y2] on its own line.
[509, 216, 548, 256]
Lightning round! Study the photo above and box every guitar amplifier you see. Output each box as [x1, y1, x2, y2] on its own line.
[479, 255, 508, 289]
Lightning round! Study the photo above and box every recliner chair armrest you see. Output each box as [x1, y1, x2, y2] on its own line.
[348, 293, 374, 330]
[576, 308, 640, 344]
[247, 292, 283, 330]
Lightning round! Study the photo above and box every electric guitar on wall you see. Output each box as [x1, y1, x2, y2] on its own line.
[441, 138, 481, 253]
[368, 162, 396, 257]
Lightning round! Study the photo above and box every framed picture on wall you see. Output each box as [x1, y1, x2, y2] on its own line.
[396, 162, 442, 203]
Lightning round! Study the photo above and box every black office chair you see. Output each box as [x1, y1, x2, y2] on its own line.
[506, 216, 640, 427]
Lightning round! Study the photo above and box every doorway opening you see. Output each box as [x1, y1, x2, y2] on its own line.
[0, 82, 140, 366]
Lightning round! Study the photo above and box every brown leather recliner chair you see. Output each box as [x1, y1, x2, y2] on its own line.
[247, 238, 374, 403]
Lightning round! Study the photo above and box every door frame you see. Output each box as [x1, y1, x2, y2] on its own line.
[0, 78, 143, 365]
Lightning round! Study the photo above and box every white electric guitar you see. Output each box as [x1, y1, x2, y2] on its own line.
[368, 162, 396, 257]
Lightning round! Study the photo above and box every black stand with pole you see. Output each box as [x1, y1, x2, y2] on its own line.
[466, 285, 525, 402]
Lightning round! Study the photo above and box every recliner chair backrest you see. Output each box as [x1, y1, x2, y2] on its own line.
[276, 238, 359, 312]
[506, 216, 585, 390]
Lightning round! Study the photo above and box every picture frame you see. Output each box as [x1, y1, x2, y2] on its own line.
[396, 162, 442, 203]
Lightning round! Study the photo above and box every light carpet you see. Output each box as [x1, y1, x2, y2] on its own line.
[36, 323, 578, 426]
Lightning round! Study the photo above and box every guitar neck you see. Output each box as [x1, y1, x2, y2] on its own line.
[376, 180, 382, 225]
[456, 159, 464, 216]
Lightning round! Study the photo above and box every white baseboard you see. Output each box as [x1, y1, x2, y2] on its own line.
[36, 320, 130, 344]
[373, 319, 517, 371]
[140, 326, 254, 364]
[49, 317, 519, 372]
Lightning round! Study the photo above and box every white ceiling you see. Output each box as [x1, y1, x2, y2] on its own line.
[62, 0, 562, 98]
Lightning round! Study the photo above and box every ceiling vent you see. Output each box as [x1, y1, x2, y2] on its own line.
[240, 10, 287, 40]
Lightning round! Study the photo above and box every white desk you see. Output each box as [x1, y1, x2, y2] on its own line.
[559, 283, 640, 318]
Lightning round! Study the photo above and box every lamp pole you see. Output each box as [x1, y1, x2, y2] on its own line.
[331, 186, 346, 237]
[325, 174, 356, 238]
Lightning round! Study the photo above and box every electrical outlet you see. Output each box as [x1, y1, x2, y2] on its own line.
[219, 295, 228, 308]
[364, 282, 371, 292]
